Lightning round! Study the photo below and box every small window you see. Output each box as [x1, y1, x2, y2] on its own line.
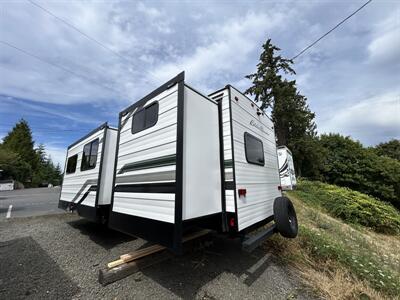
[66, 154, 78, 174]
[244, 132, 265, 166]
[81, 138, 99, 171]
[131, 102, 159, 134]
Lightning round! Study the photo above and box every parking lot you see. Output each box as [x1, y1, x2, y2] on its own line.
[0, 187, 62, 219]
[0, 189, 313, 299]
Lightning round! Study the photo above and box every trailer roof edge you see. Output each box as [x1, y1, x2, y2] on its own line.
[119, 71, 185, 117]
[67, 122, 108, 150]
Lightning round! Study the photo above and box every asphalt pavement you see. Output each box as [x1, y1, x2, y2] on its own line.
[0, 187, 317, 299]
[0, 187, 64, 219]
[0, 214, 315, 299]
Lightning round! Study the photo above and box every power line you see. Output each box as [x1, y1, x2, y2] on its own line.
[291, 0, 372, 60]
[0, 40, 126, 98]
[28, 0, 163, 85]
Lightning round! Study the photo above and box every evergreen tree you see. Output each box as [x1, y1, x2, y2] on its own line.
[2, 119, 37, 170]
[245, 39, 321, 177]
[2, 120, 62, 186]
[245, 39, 295, 112]
[0, 146, 32, 183]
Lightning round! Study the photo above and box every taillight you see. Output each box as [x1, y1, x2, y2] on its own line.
[229, 217, 235, 227]
[238, 188, 247, 197]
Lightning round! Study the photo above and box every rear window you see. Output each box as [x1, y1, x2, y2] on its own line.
[81, 138, 99, 171]
[66, 154, 78, 174]
[244, 132, 265, 166]
[131, 102, 159, 134]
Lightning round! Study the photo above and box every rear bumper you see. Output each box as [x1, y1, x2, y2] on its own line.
[242, 223, 277, 252]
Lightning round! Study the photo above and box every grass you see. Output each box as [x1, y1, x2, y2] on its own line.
[291, 180, 400, 234]
[264, 183, 400, 299]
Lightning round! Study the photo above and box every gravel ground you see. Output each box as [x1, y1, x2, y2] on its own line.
[0, 213, 315, 299]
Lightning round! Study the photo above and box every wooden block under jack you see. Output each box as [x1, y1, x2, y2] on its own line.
[99, 251, 173, 286]
[99, 229, 212, 286]
[107, 229, 210, 269]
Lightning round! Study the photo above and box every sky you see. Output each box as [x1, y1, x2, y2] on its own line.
[0, 0, 399, 168]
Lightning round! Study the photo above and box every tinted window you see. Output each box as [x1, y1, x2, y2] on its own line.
[132, 102, 159, 134]
[132, 110, 145, 133]
[66, 154, 78, 174]
[89, 139, 99, 166]
[244, 132, 265, 166]
[81, 138, 99, 171]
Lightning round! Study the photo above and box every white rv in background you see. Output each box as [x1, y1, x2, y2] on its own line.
[59, 72, 298, 253]
[59, 123, 117, 223]
[277, 146, 297, 190]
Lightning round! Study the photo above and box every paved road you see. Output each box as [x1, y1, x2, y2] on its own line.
[0, 187, 64, 219]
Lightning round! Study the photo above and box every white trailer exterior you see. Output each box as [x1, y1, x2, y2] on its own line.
[209, 85, 282, 232]
[58, 72, 298, 253]
[109, 72, 223, 252]
[59, 123, 118, 222]
[277, 146, 297, 190]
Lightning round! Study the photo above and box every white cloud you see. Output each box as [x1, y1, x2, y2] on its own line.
[368, 11, 400, 66]
[0, 1, 161, 104]
[319, 91, 400, 145]
[1, 0, 399, 149]
[45, 145, 67, 170]
[153, 11, 286, 91]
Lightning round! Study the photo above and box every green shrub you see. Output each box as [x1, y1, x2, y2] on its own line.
[318, 134, 400, 209]
[290, 180, 400, 234]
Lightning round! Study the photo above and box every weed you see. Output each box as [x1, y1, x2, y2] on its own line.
[265, 187, 400, 299]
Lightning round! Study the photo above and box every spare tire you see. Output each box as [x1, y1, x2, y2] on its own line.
[273, 197, 298, 238]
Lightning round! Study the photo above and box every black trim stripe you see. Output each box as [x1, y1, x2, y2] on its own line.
[224, 159, 233, 168]
[279, 159, 288, 173]
[210, 92, 224, 100]
[76, 185, 97, 205]
[173, 77, 185, 254]
[96, 125, 108, 207]
[114, 182, 176, 194]
[118, 155, 176, 174]
[225, 181, 235, 190]
[218, 100, 228, 232]
[228, 86, 239, 232]
[58, 185, 97, 210]
[69, 179, 98, 203]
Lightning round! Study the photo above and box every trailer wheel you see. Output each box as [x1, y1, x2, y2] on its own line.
[273, 197, 298, 238]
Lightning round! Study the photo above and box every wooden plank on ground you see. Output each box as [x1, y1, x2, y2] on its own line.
[99, 251, 173, 286]
[107, 229, 210, 269]
[100, 229, 213, 286]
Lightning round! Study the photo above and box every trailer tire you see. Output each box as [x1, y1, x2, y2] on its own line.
[273, 197, 298, 238]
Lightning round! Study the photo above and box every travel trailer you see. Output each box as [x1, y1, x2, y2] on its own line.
[277, 146, 297, 190]
[59, 72, 298, 253]
[59, 123, 118, 223]
[108, 72, 223, 253]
